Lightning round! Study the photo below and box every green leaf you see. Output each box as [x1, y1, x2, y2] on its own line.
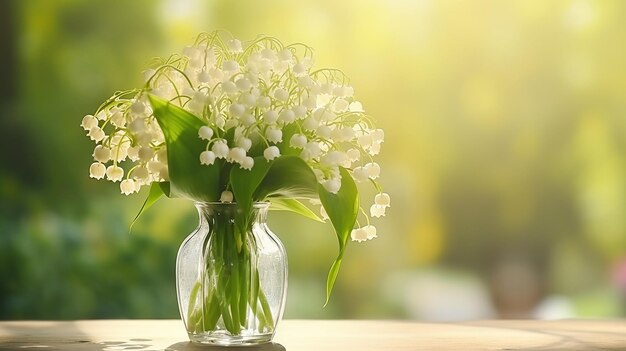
[230, 156, 272, 213]
[148, 94, 222, 201]
[318, 167, 359, 306]
[269, 198, 325, 223]
[129, 182, 169, 233]
[255, 155, 318, 199]
[275, 123, 301, 156]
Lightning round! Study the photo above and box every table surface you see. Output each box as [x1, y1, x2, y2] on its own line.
[0, 319, 625, 350]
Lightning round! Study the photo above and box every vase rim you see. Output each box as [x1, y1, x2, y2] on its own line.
[194, 201, 270, 208]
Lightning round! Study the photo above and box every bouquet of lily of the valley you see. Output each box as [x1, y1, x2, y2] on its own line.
[81, 31, 390, 339]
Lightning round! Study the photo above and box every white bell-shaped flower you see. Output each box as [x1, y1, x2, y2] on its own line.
[222, 60, 240, 72]
[351, 227, 368, 242]
[263, 146, 280, 161]
[352, 167, 369, 183]
[81, 115, 97, 130]
[322, 178, 341, 194]
[93, 145, 111, 163]
[347, 148, 360, 162]
[88, 126, 105, 142]
[349, 101, 364, 112]
[363, 225, 378, 240]
[229, 103, 245, 117]
[236, 137, 252, 151]
[197, 71, 211, 83]
[358, 133, 373, 148]
[89, 162, 106, 179]
[222, 81, 238, 94]
[364, 162, 381, 179]
[370, 204, 386, 218]
[198, 126, 214, 140]
[138, 147, 153, 162]
[372, 129, 385, 144]
[375, 193, 391, 207]
[368, 142, 381, 156]
[333, 98, 349, 113]
[227, 39, 243, 53]
[235, 78, 252, 91]
[266, 127, 283, 143]
[304, 142, 321, 159]
[228, 147, 246, 163]
[241, 114, 256, 127]
[264, 110, 279, 124]
[289, 134, 307, 149]
[274, 88, 289, 102]
[106, 165, 124, 182]
[132, 166, 150, 183]
[302, 117, 319, 131]
[257, 96, 271, 109]
[292, 105, 307, 119]
[127, 146, 140, 161]
[120, 179, 138, 195]
[240, 156, 254, 170]
[212, 140, 229, 159]
[220, 190, 234, 202]
[279, 109, 295, 124]
[200, 150, 216, 165]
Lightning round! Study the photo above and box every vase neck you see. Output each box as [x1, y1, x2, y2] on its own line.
[194, 202, 269, 226]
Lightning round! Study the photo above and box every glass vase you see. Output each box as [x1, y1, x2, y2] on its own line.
[176, 202, 288, 346]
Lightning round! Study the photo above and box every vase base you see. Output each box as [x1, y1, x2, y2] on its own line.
[189, 331, 273, 346]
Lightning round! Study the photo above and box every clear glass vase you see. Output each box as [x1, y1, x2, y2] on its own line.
[176, 202, 288, 346]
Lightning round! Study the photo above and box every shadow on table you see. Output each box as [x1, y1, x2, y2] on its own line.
[166, 341, 286, 351]
[0, 322, 156, 351]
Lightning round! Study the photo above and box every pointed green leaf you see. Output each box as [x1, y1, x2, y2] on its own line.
[148, 95, 222, 201]
[275, 123, 301, 156]
[255, 155, 318, 199]
[230, 156, 272, 213]
[269, 198, 325, 223]
[129, 181, 169, 233]
[318, 167, 359, 305]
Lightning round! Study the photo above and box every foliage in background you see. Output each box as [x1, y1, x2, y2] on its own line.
[1, 0, 626, 319]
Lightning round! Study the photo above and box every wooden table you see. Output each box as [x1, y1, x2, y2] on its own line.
[0, 319, 625, 350]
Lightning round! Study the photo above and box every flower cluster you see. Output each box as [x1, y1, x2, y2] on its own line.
[82, 31, 389, 242]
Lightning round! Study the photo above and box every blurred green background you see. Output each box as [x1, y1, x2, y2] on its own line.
[1, 0, 626, 320]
